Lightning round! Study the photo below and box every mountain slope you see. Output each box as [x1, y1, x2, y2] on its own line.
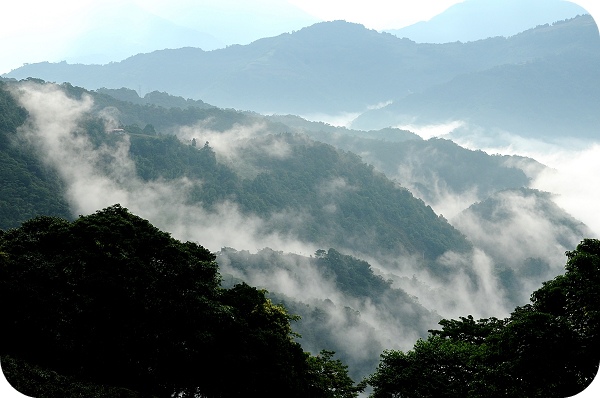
[353, 17, 600, 138]
[218, 247, 440, 380]
[386, 0, 589, 43]
[1, 79, 591, 385]
[4, 15, 597, 117]
[452, 187, 591, 304]
[1, 80, 472, 262]
[0, 82, 71, 229]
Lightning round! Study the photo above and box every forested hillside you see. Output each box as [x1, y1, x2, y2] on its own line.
[0, 79, 594, 395]
[452, 187, 592, 306]
[0, 81, 71, 229]
[1, 208, 597, 397]
[367, 238, 600, 397]
[0, 205, 362, 397]
[218, 247, 440, 380]
[1, 79, 472, 261]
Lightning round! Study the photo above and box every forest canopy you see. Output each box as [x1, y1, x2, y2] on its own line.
[366, 239, 600, 397]
[0, 205, 362, 398]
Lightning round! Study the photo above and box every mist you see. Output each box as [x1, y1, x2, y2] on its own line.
[9, 81, 595, 385]
[10, 82, 314, 255]
[217, 248, 434, 380]
[447, 125, 600, 238]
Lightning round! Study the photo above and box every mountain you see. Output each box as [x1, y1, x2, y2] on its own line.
[4, 15, 597, 121]
[0, 79, 472, 261]
[352, 19, 600, 139]
[452, 187, 592, 305]
[1, 205, 358, 397]
[386, 0, 589, 43]
[2, 79, 594, 388]
[95, 87, 215, 110]
[260, 116, 540, 216]
[218, 247, 439, 381]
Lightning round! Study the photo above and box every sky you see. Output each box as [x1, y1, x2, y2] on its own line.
[0, 0, 598, 74]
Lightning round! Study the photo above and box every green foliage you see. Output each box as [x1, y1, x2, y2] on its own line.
[307, 350, 363, 398]
[0, 83, 71, 229]
[315, 248, 391, 298]
[117, 128, 471, 260]
[231, 134, 471, 259]
[2, 80, 472, 261]
[366, 239, 600, 398]
[218, 247, 439, 382]
[0, 205, 346, 397]
[1, 354, 150, 398]
[128, 134, 239, 206]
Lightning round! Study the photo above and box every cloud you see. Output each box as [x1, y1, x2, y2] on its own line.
[449, 125, 600, 238]
[530, 145, 600, 237]
[10, 82, 313, 255]
[371, 248, 513, 321]
[299, 111, 362, 128]
[395, 120, 465, 140]
[217, 248, 433, 379]
[11, 81, 594, 384]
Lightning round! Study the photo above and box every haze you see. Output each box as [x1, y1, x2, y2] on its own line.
[1, 0, 597, 74]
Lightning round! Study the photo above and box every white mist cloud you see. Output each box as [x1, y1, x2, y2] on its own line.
[395, 120, 465, 140]
[11, 82, 313, 255]
[10, 82, 595, 386]
[218, 249, 430, 372]
[450, 126, 600, 238]
[531, 145, 600, 237]
[373, 248, 513, 321]
[299, 111, 362, 128]
[451, 188, 589, 300]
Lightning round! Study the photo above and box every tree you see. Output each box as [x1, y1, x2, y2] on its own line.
[1, 205, 354, 397]
[307, 350, 363, 398]
[0, 205, 224, 396]
[366, 239, 600, 398]
[530, 238, 600, 391]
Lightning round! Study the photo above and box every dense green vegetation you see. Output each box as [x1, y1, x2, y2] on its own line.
[1, 78, 596, 397]
[227, 134, 470, 259]
[2, 208, 597, 397]
[0, 82, 71, 229]
[58, 82, 474, 260]
[366, 239, 600, 397]
[0, 80, 472, 260]
[0, 205, 362, 397]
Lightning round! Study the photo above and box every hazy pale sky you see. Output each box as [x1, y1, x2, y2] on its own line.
[0, 0, 597, 74]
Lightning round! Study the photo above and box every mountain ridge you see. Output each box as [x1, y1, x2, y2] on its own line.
[4, 15, 596, 119]
[386, 0, 589, 43]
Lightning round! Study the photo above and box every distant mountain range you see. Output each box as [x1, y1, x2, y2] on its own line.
[386, 0, 589, 43]
[352, 18, 600, 139]
[4, 15, 598, 143]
